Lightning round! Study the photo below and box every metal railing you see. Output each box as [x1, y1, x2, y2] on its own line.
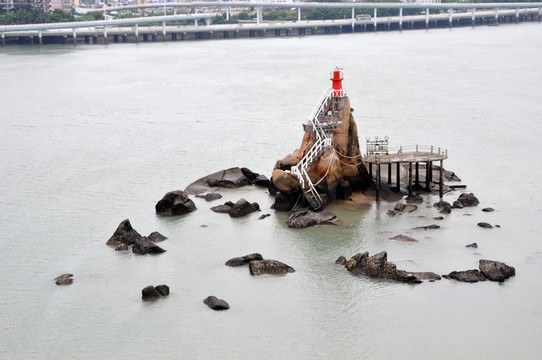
[365, 144, 448, 164]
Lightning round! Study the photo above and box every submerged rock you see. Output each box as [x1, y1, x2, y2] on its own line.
[203, 296, 230, 310]
[54, 274, 74, 286]
[466, 242, 478, 248]
[195, 193, 223, 202]
[106, 219, 143, 247]
[185, 167, 254, 194]
[482, 207, 495, 212]
[272, 191, 298, 212]
[254, 174, 270, 187]
[229, 199, 260, 218]
[411, 224, 440, 231]
[479, 259, 515, 282]
[286, 208, 342, 229]
[335, 256, 347, 265]
[477, 222, 493, 229]
[147, 231, 168, 242]
[457, 193, 479, 207]
[433, 200, 452, 214]
[132, 237, 166, 255]
[442, 270, 487, 283]
[249, 259, 295, 276]
[155, 190, 197, 216]
[225, 253, 264, 267]
[390, 234, 419, 242]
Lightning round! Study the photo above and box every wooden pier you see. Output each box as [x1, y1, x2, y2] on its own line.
[364, 145, 448, 201]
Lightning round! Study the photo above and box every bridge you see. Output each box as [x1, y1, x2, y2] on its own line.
[1, 2, 541, 45]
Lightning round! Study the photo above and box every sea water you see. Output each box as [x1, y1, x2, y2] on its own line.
[1, 23, 542, 359]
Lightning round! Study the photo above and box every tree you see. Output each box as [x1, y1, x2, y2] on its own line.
[49, 9, 74, 23]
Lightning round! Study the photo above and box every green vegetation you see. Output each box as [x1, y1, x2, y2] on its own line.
[0, 7, 104, 24]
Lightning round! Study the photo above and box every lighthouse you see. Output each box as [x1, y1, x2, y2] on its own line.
[330, 66, 345, 97]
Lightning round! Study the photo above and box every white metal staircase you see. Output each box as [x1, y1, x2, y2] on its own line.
[290, 88, 341, 210]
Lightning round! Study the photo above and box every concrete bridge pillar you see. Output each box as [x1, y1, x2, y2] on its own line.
[72, 28, 77, 45]
[495, 8, 499, 24]
[373, 8, 377, 31]
[399, 8, 403, 30]
[162, 21, 166, 36]
[298, 7, 301, 22]
[256, 7, 262, 24]
[103, 26, 108, 44]
[538, 7, 541, 21]
[472, 8, 476, 25]
[516, 8, 520, 23]
[425, 8, 429, 29]
[449, 8, 453, 27]
[226, 7, 230, 21]
[38, 29, 42, 46]
[2, 32, 5, 46]
[135, 24, 139, 42]
[351, 7, 355, 29]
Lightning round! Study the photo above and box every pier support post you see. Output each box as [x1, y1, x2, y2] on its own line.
[426, 8, 429, 29]
[408, 162, 413, 198]
[428, 161, 433, 183]
[396, 162, 401, 192]
[425, 162, 430, 190]
[103, 26, 108, 44]
[415, 162, 419, 187]
[449, 8, 453, 28]
[162, 21, 166, 37]
[135, 24, 139, 42]
[1, 32, 4, 46]
[399, 8, 403, 30]
[369, 163, 372, 178]
[374, 8, 377, 31]
[38, 29, 42, 46]
[72, 28, 77, 44]
[472, 8, 476, 25]
[388, 163, 392, 185]
[516, 8, 519, 23]
[495, 8, 499, 24]
[351, 7, 355, 29]
[376, 164, 381, 201]
[439, 160, 444, 199]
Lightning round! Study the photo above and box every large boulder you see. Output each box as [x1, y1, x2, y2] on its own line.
[185, 167, 253, 194]
[271, 169, 300, 195]
[132, 237, 166, 255]
[272, 191, 298, 212]
[286, 208, 342, 229]
[346, 251, 440, 284]
[225, 253, 264, 267]
[479, 259, 515, 282]
[457, 193, 479, 207]
[106, 219, 143, 246]
[229, 199, 260, 218]
[203, 296, 230, 310]
[155, 190, 197, 216]
[249, 259, 295, 276]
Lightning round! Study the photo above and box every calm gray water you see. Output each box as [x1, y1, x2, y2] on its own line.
[1, 23, 542, 359]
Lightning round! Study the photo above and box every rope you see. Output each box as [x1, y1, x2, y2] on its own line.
[312, 151, 335, 187]
[334, 149, 363, 159]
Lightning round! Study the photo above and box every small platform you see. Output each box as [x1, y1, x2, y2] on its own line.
[364, 146, 448, 200]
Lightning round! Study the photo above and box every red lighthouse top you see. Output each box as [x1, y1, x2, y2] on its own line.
[330, 67, 345, 97]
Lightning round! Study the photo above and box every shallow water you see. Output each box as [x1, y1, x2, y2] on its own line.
[1, 23, 542, 359]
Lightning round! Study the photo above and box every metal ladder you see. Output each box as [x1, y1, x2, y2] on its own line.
[290, 88, 335, 210]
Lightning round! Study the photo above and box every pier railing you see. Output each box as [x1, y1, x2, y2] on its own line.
[364, 144, 448, 164]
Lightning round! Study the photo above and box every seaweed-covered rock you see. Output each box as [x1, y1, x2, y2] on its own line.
[249, 259, 295, 276]
[155, 190, 197, 216]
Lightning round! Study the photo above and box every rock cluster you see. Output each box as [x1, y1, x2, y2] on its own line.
[343, 251, 441, 284]
[155, 190, 197, 216]
[211, 198, 260, 218]
[225, 253, 295, 276]
[142, 284, 169, 301]
[443, 260, 515, 283]
[387, 203, 418, 216]
[106, 219, 167, 254]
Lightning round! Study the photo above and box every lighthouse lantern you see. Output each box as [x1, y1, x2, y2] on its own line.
[330, 66, 345, 97]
